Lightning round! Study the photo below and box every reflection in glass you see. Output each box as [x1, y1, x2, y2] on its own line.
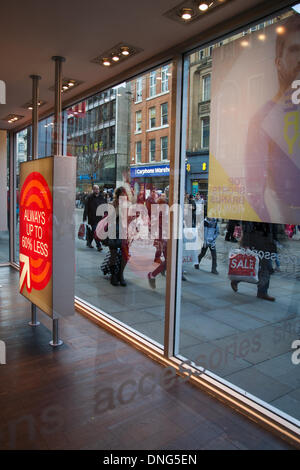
[178, 11, 300, 425]
[71, 65, 173, 346]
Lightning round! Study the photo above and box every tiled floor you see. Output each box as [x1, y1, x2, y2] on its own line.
[0, 267, 296, 450]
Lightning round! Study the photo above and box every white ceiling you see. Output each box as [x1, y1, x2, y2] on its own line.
[0, 0, 293, 130]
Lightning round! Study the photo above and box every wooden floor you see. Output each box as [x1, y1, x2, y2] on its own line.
[0, 267, 295, 450]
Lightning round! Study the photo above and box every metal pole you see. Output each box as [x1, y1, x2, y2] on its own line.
[28, 75, 41, 327]
[52, 56, 65, 156]
[29, 75, 41, 160]
[49, 318, 63, 347]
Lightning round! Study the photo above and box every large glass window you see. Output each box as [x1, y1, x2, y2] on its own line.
[71, 64, 172, 346]
[0, 132, 9, 263]
[15, 128, 31, 261]
[177, 10, 300, 427]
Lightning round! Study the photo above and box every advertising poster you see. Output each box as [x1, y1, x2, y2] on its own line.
[19, 157, 53, 317]
[208, 14, 300, 224]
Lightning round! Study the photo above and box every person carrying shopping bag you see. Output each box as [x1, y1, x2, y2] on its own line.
[194, 217, 219, 274]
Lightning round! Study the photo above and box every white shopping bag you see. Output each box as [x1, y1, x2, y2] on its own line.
[182, 227, 203, 265]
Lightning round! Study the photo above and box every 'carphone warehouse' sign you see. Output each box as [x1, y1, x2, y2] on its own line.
[130, 165, 170, 178]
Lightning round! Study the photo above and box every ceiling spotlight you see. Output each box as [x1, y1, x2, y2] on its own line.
[199, 1, 209, 11]
[28, 106, 33, 110]
[181, 8, 193, 20]
[121, 46, 130, 56]
[68, 81, 75, 87]
[103, 58, 111, 66]
[112, 54, 120, 62]
[63, 85, 69, 90]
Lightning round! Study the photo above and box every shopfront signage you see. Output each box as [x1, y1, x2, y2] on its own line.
[19, 156, 76, 318]
[130, 165, 170, 178]
[19, 158, 53, 316]
[20, 171, 53, 295]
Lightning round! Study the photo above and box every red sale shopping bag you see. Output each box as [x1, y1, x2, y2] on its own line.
[228, 249, 259, 284]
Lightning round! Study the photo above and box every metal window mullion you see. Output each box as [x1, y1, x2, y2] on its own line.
[9, 131, 15, 264]
[163, 56, 183, 358]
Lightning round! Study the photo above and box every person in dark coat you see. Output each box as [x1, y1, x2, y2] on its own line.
[83, 185, 107, 251]
[231, 222, 277, 301]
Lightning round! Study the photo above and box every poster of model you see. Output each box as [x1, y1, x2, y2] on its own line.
[208, 13, 300, 225]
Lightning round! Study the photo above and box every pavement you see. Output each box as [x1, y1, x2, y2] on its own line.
[74, 209, 300, 424]
[3, 209, 300, 424]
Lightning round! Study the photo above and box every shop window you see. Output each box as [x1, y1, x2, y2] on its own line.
[177, 10, 300, 429]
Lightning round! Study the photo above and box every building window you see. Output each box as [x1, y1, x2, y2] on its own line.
[109, 126, 115, 149]
[136, 111, 142, 132]
[149, 107, 156, 129]
[202, 74, 211, 102]
[149, 71, 156, 97]
[136, 141, 142, 163]
[161, 103, 168, 126]
[161, 65, 169, 93]
[136, 78, 142, 102]
[161, 136, 168, 161]
[149, 139, 156, 162]
[201, 117, 210, 148]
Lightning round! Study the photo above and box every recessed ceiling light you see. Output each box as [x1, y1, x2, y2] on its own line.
[68, 81, 75, 87]
[258, 34, 266, 41]
[121, 46, 130, 56]
[103, 58, 111, 66]
[28, 106, 33, 110]
[181, 8, 193, 20]
[199, 1, 209, 11]
[3, 113, 24, 123]
[63, 85, 69, 90]
[112, 54, 120, 62]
